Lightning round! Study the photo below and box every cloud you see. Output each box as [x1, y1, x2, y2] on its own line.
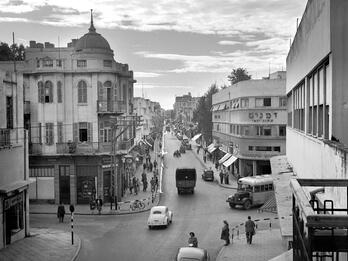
[134, 72, 162, 78]
[218, 40, 242, 46]
[134, 83, 191, 89]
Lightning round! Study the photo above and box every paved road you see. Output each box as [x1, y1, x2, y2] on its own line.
[30, 132, 278, 261]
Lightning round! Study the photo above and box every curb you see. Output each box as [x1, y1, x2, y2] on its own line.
[190, 149, 238, 190]
[71, 234, 81, 261]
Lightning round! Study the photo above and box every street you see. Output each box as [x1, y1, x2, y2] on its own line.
[30, 132, 278, 261]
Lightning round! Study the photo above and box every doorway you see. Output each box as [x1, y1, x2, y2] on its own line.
[59, 166, 70, 204]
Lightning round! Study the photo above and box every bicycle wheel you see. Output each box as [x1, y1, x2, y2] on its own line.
[138, 201, 145, 209]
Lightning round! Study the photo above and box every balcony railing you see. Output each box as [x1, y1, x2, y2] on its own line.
[29, 143, 43, 155]
[97, 100, 126, 113]
[56, 140, 133, 154]
[0, 129, 11, 148]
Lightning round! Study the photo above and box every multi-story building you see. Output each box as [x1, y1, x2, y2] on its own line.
[270, 0, 348, 259]
[212, 72, 286, 177]
[0, 13, 136, 205]
[0, 70, 30, 249]
[173, 92, 200, 124]
[133, 97, 162, 141]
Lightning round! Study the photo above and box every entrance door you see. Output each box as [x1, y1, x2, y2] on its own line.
[59, 166, 70, 204]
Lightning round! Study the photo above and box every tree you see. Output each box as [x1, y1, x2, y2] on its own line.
[192, 83, 219, 144]
[227, 67, 251, 85]
[0, 42, 25, 61]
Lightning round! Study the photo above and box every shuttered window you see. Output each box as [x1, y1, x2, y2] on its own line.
[45, 123, 54, 145]
[38, 81, 44, 103]
[57, 81, 62, 103]
[78, 80, 87, 103]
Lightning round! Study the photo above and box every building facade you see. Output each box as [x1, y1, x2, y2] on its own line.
[0, 70, 30, 249]
[173, 92, 199, 124]
[0, 14, 136, 205]
[283, 0, 348, 259]
[212, 72, 287, 177]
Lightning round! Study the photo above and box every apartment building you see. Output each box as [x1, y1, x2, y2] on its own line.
[173, 92, 200, 124]
[0, 70, 30, 249]
[212, 72, 286, 177]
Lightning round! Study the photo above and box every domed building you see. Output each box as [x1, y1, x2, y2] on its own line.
[14, 11, 137, 205]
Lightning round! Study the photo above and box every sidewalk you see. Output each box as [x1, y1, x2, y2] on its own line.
[216, 229, 286, 261]
[191, 144, 238, 189]
[0, 228, 81, 261]
[31, 138, 163, 216]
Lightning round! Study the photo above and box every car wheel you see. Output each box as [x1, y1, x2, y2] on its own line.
[244, 200, 252, 210]
[148, 225, 152, 229]
[229, 203, 235, 209]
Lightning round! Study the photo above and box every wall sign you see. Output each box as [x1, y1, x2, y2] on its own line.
[248, 112, 278, 123]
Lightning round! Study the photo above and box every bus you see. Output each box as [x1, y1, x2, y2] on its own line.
[226, 174, 274, 210]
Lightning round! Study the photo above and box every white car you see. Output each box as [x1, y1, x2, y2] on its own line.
[147, 206, 173, 229]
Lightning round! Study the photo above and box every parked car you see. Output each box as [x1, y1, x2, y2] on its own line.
[148, 206, 173, 229]
[202, 169, 214, 181]
[175, 247, 210, 261]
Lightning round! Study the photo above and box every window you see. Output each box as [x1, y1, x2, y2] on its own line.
[241, 98, 249, 108]
[57, 122, 63, 143]
[6, 96, 13, 129]
[43, 59, 53, 67]
[44, 81, 53, 103]
[229, 124, 233, 133]
[279, 97, 287, 107]
[248, 146, 254, 151]
[123, 84, 127, 101]
[255, 146, 272, 151]
[57, 81, 62, 103]
[56, 59, 62, 67]
[279, 125, 286, 136]
[78, 80, 87, 103]
[256, 126, 271, 136]
[256, 98, 271, 107]
[273, 146, 281, 152]
[103, 60, 112, 67]
[79, 122, 88, 142]
[77, 60, 87, 67]
[242, 126, 250, 136]
[45, 123, 54, 145]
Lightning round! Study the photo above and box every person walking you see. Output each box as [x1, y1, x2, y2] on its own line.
[203, 154, 207, 163]
[223, 169, 229, 185]
[150, 177, 156, 193]
[221, 220, 230, 246]
[188, 232, 198, 247]
[215, 161, 219, 170]
[245, 216, 256, 244]
[57, 203, 65, 223]
[153, 160, 158, 169]
[149, 161, 153, 172]
[129, 179, 133, 194]
[141, 171, 147, 192]
[96, 197, 103, 215]
[143, 162, 147, 171]
[133, 176, 138, 195]
[219, 170, 224, 184]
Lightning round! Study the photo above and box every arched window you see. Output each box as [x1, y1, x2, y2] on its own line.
[38, 81, 44, 103]
[78, 80, 87, 103]
[57, 81, 62, 103]
[44, 81, 53, 103]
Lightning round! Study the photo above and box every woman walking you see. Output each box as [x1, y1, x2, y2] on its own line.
[221, 220, 230, 246]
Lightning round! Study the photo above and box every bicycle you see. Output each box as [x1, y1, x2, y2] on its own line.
[130, 200, 145, 211]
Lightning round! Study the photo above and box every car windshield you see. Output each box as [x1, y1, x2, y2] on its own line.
[152, 210, 163, 214]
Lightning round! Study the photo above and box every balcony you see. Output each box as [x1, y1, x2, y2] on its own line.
[97, 100, 126, 114]
[0, 129, 11, 148]
[56, 140, 132, 154]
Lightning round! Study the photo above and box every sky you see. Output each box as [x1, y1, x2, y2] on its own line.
[0, 0, 307, 109]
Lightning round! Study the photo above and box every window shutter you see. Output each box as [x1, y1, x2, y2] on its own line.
[87, 122, 92, 142]
[73, 123, 79, 142]
[49, 84, 53, 103]
[98, 81, 103, 101]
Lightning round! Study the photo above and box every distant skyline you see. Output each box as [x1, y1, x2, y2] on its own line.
[0, 0, 307, 109]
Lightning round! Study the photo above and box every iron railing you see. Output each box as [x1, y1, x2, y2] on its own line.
[97, 100, 126, 113]
[0, 129, 11, 148]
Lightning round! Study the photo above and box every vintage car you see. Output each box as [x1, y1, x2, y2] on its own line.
[202, 169, 214, 181]
[147, 206, 173, 229]
[175, 247, 210, 261]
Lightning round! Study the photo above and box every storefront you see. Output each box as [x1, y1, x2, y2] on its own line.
[0, 181, 29, 249]
[76, 165, 98, 204]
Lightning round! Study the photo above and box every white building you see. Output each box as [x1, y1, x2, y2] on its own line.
[0, 69, 30, 249]
[212, 72, 286, 177]
[173, 92, 200, 124]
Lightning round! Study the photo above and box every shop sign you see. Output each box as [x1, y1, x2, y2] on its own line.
[248, 112, 278, 123]
[4, 193, 23, 210]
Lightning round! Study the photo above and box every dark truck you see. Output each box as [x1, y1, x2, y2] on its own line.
[175, 168, 197, 194]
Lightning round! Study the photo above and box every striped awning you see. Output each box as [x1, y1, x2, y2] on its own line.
[207, 143, 216, 153]
[191, 133, 202, 141]
[223, 155, 238, 167]
[218, 153, 232, 164]
[259, 194, 277, 213]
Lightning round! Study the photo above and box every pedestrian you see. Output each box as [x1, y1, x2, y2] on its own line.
[143, 162, 147, 171]
[149, 161, 153, 172]
[219, 170, 224, 184]
[215, 161, 219, 170]
[159, 142, 162, 150]
[129, 180, 133, 194]
[143, 178, 148, 192]
[245, 216, 256, 244]
[150, 177, 156, 193]
[224, 169, 229, 185]
[203, 154, 207, 163]
[96, 197, 103, 215]
[188, 232, 198, 247]
[155, 176, 159, 191]
[153, 160, 158, 169]
[136, 177, 140, 193]
[221, 220, 230, 246]
[133, 176, 138, 195]
[57, 203, 65, 223]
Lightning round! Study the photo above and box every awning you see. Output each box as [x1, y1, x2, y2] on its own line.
[207, 143, 216, 153]
[208, 147, 217, 153]
[223, 155, 238, 167]
[218, 153, 232, 164]
[191, 133, 202, 141]
[139, 139, 152, 148]
[258, 194, 277, 213]
[0, 180, 31, 195]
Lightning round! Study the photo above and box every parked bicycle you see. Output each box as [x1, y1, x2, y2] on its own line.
[130, 199, 145, 211]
